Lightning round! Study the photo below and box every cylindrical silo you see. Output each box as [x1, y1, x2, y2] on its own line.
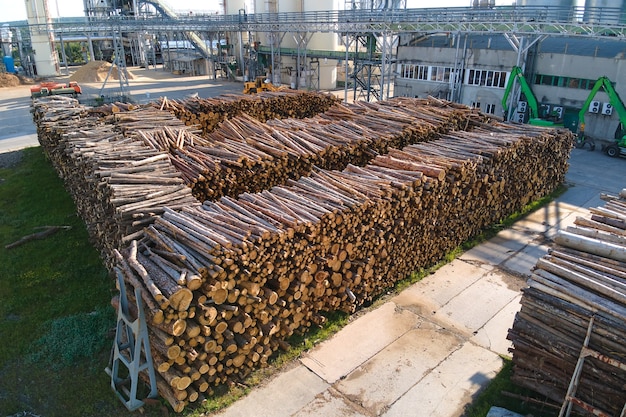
[583, 0, 626, 24]
[24, 0, 59, 76]
[516, 0, 576, 22]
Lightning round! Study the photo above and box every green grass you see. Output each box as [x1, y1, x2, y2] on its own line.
[464, 358, 560, 417]
[0, 147, 564, 417]
[0, 147, 129, 417]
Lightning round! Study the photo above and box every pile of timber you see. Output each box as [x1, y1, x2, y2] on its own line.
[138, 97, 486, 202]
[155, 90, 341, 134]
[508, 189, 626, 416]
[32, 96, 200, 265]
[114, 123, 573, 412]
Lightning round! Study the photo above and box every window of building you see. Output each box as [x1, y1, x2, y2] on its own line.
[466, 69, 507, 88]
[416, 65, 428, 80]
[485, 103, 496, 114]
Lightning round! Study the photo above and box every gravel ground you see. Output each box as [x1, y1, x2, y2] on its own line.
[0, 150, 24, 169]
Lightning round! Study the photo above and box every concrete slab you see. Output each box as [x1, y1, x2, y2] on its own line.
[556, 185, 604, 210]
[334, 323, 463, 416]
[293, 388, 370, 417]
[382, 343, 504, 417]
[434, 270, 522, 335]
[214, 365, 328, 417]
[513, 201, 581, 237]
[458, 232, 527, 268]
[471, 294, 522, 356]
[500, 243, 550, 278]
[391, 259, 488, 314]
[300, 302, 422, 383]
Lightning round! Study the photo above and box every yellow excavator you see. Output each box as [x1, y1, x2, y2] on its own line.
[243, 76, 285, 94]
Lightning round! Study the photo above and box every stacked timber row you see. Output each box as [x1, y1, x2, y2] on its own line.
[508, 189, 626, 416]
[140, 97, 486, 202]
[115, 123, 573, 412]
[32, 96, 201, 266]
[30, 92, 335, 264]
[155, 90, 341, 134]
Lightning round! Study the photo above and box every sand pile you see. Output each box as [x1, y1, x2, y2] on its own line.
[0, 73, 21, 88]
[70, 60, 135, 83]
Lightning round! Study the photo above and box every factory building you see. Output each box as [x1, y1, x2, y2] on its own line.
[394, 34, 626, 144]
[394, 0, 626, 146]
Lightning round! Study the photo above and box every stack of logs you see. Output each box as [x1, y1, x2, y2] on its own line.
[115, 124, 572, 411]
[140, 97, 486, 202]
[508, 189, 626, 416]
[32, 94, 574, 412]
[155, 90, 341, 134]
[32, 96, 200, 266]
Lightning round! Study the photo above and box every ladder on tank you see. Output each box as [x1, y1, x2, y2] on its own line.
[558, 315, 626, 417]
[105, 268, 157, 411]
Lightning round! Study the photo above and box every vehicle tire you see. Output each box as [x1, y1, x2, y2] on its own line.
[606, 144, 619, 158]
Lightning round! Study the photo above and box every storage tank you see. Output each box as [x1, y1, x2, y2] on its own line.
[583, 0, 626, 24]
[3, 56, 16, 73]
[516, 0, 576, 21]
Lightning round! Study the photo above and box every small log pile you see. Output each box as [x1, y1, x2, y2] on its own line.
[115, 123, 572, 411]
[156, 91, 341, 134]
[139, 97, 486, 202]
[32, 96, 200, 265]
[508, 189, 626, 416]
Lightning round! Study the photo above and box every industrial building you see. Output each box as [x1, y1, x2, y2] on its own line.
[395, 32, 626, 145]
[2, 0, 626, 145]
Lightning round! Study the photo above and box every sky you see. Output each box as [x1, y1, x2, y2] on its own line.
[0, 0, 508, 23]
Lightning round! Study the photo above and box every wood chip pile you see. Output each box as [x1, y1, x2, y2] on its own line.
[508, 189, 626, 416]
[32, 93, 574, 413]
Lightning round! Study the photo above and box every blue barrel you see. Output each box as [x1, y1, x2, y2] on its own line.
[3, 55, 15, 73]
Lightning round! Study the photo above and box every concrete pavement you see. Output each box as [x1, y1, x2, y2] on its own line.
[213, 147, 624, 417]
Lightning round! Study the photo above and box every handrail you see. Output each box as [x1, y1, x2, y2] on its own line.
[12, 6, 626, 38]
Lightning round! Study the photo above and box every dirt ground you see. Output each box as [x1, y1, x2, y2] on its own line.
[0, 73, 31, 88]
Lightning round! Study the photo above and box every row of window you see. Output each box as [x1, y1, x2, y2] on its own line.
[533, 74, 610, 90]
[399, 64, 455, 82]
[398, 64, 508, 88]
[399, 64, 606, 92]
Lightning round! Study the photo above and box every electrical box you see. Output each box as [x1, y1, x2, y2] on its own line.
[552, 106, 564, 119]
[539, 103, 551, 118]
[516, 113, 525, 123]
[589, 100, 600, 113]
[517, 101, 527, 113]
[602, 102, 613, 115]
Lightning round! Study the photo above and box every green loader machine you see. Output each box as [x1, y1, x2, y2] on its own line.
[578, 76, 626, 158]
[501, 66, 564, 128]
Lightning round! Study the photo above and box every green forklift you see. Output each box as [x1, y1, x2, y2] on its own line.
[577, 76, 626, 158]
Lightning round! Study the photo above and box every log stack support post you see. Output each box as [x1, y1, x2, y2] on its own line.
[106, 269, 158, 411]
[559, 315, 626, 417]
